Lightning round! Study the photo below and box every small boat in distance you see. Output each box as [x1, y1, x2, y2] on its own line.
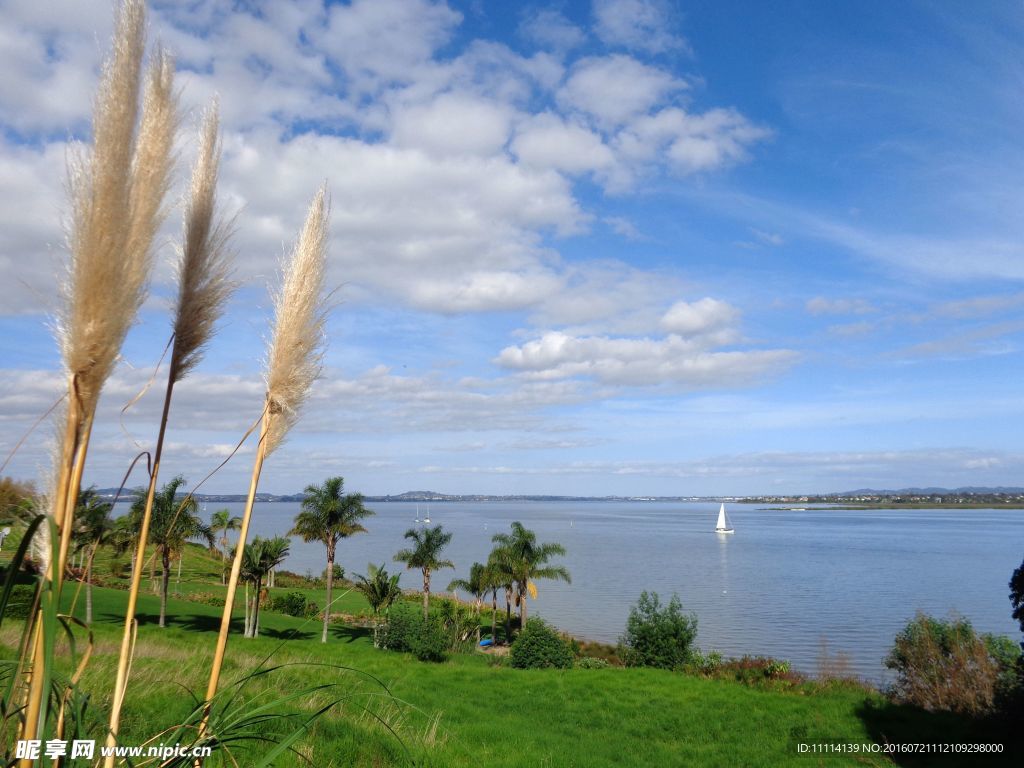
[715, 503, 735, 535]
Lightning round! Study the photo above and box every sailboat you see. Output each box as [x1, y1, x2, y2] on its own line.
[714, 503, 735, 535]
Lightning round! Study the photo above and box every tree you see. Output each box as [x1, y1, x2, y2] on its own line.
[210, 508, 241, 584]
[619, 591, 698, 670]
[486, 546, 516, 642]
[128, 476, 214, 628]
[354, 562, 403, 647]
[1011, 558, 1024, 643]
[71, 487, 114, 624]
[239, 535, 290, 638]
[290, 476, 373, 643]
[491, 521, 570, 627]
[448, 561, 487, 642]
[394, 524, 454, 619]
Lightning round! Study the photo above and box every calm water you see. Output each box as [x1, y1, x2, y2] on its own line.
[190, 501, 1022, 683]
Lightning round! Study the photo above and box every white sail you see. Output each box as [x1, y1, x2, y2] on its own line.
[715, 503, 735, 534]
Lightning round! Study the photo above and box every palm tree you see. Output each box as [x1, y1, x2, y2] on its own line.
[491, 521, 571, 627]
[290, 476, 374, 643]
[486, 545, 516, 642]
[353, 562, 403, 647]
[210, 508, 241, 584]
[128, 475, 214, 627]
[239, 535, 290, 638]
[394, 524, 454, 619]
[71, 487, 114, 624]
[447, 561, 487, 642]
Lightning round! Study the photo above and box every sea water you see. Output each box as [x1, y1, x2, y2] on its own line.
[186, 501, 1024, 683]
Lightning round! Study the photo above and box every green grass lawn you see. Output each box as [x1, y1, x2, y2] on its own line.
[3, 540, 1019, 767]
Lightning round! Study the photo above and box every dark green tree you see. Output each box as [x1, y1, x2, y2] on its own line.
[447, 561, 488, 642]
[491, 521, 570, 627]
[394, 524, 454, 619]
[71, 487, 114, 624]
[354, 562, 403, 647]
[291, 477, 373, 643]
[128, 476, 213, 627]
[619, 591, 698, 670]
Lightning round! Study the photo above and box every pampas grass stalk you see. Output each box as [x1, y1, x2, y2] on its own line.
[104, 104, 234, 762]
[21, 0, 175, 752]
[202, 186, 329, 727]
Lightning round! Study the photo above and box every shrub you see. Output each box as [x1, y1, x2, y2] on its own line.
[412, 618, 449, 663]
[576, 656, 611, 669]
[303, 600, 320, 619]
[323, 564, 344, 582]
[379, 603, 448, 661]
[510, 618, 574, 669]
[885, 612, 1021, 715]
[619, 591, 697, 670]
[717, 656, 804, 688]
[686, 649, 724, 676]
[270, 591, 309, 617]
[379, 603, 419, 653]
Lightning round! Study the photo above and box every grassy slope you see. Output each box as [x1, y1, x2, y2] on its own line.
[4, 541, 1015, 767]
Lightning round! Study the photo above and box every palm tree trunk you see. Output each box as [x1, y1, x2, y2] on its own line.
[504, 587, 512, 642]
[221, 532, 227, 585]
[176, 552, 182, 595]
[244, 581, 250, 637]
[159, 548, 170, 628]
[322, 545, 335, 644]
[475, 598, 481, 643]
[519, 586, 527, 626]
[85, 556, 93, 625]
[491, 588, 497, 642]
[252, 576, 262, 638]
[422, 566, 430, 620]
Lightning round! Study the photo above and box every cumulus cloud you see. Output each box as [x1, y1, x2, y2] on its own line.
[495, 329, 796, 386]
[558, 55, 683, 126]
[518, 8, 586, 53]
[660, 297, 739, 335]
[0, 1, 770, 317]
[592, 0, 688, 55]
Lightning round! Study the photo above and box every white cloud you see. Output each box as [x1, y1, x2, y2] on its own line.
[518, 8, 586, 53]
[660, 297, 739, 335]
[558, 55, 683, 126]
[592, 0, 688, 55]
[512, 113, 614, 176]
[616, 107, 772, 175]
[495, 329, 796, 386]
[390, 93, 513, 158]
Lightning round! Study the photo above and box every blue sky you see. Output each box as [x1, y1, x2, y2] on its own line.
[1, 0, 1023, 496]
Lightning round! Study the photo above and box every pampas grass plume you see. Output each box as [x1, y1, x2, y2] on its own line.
[60, 0, 175, 417]
[264, 185, 329, 454]
[170, 102, 235, 381]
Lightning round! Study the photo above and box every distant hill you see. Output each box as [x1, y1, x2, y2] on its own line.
[835, 486, 1024, 496]
[91, 486, 1024, 504]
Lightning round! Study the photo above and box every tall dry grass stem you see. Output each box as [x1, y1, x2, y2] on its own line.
[105, 103, 234, 761]
[202, 187, 329, 733]
[21, 0, 174, 754]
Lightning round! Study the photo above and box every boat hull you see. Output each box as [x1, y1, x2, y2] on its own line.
[715, 528, 735, 534]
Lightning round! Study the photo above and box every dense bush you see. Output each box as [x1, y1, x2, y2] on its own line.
[510, 618, 574, 669]
[686, 649, 724, 676]
[575, 656, 611, 669]
[270, 591, 309, 617]
[412, 618, 449, 662]
[379, 603, 448, 662]
[619, 591, 698, 670]
[885, 612, 1021, 715]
